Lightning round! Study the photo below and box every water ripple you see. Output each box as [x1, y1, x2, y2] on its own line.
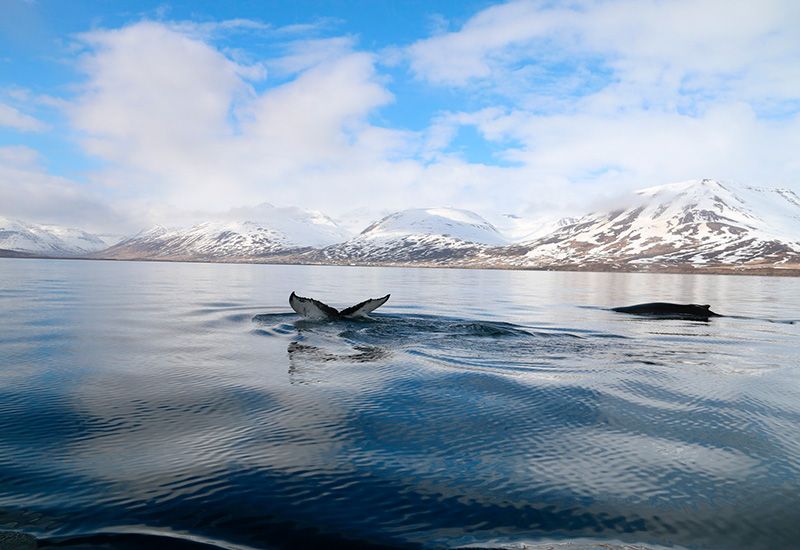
[2, 260, 800, 549]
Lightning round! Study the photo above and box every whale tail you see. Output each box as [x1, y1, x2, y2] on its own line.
[289, 292, 340, 320]
[339, 294, 391, 318]
[289, 292, 390, 320]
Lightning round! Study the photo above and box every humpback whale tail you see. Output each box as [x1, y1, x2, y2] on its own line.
[289, 292, 390, 320]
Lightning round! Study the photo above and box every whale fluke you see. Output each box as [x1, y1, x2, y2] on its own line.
[289, 292, 390, 320]
[339, 295, 391, 318]
[611, 302, 721, 319]
[289, 292, 341, 320]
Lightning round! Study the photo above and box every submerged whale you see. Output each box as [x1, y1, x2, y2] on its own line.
[611, 302, 721, 319]
[289, 291, 390, 320]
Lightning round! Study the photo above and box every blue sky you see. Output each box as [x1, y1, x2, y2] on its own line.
[1, 0, 799, 232]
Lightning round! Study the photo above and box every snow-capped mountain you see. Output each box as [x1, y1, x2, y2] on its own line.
[0, 217, 110, 256]
[496, 179, 800, 270]
[493, 213, 581, 242]
[99, 205, 351, 260]
[5, 180, 799, 273]
[314, 207, 507, 264]
[334, 207, 393, 235]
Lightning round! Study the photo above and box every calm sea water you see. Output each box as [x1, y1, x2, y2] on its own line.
[1, 258, 799, 549]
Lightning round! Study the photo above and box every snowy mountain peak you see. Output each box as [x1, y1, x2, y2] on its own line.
[0, 217, 109, 256]
[637, 178, 724, 197]
[313, 207, 507, 264]
[220, 203, 350, 246]
[360, 207, 507, 246]
[630, 179, 800, 241]
[135, 225, 172, 238]
[513, 179, 800, 269]
[100, 206, 352, 260]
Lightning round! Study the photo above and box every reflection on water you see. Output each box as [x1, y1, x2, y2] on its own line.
[1, 259, 799, 549]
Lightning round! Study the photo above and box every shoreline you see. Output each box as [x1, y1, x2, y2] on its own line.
[2, 253, 799, 277]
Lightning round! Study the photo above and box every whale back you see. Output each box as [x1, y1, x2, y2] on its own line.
[611, 302, 720, 318]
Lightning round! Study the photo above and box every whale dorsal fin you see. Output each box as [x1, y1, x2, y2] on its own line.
[289, 292, 339, 320]
[340, 294, 391, 318]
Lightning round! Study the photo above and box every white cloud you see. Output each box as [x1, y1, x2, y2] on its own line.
[406, 0, 800, 207]
[68, 21, 415, 216]
[167, 18, 272, 37]
[267, 36, 358, 76]
[6, 4, 799, 233]
[65, 22, 536, 226]
[505, 103, 798, 183]
[0, 101, 48, 131]
[0, 145, 39, 165]
[0, 146, 123, 231]
[409, 1, 563, 86]
[408, 0, 800, 109]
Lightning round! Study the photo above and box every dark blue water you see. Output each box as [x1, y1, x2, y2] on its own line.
[1, 258, 799, 549]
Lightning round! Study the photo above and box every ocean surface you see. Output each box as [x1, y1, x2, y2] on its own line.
[1, 258, 799, 549]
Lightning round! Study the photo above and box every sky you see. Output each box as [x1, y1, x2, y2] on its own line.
[1, 0, 799, 234]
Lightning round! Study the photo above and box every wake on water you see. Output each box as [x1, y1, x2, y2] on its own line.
[250, 312, 627, 377]
[251, 305, 796, 380]
[5, 308, 796, 549]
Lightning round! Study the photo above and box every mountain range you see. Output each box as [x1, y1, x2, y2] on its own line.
[486, 179, 800, 272]
[97, 204, 350, 261]
[2, 180, 799, 274]
[0, 217, 112, 257]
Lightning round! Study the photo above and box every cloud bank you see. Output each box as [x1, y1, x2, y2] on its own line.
[409, 0, 800, 196]
[0, 1, 798, 232]
[0, 146, 120, 232]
